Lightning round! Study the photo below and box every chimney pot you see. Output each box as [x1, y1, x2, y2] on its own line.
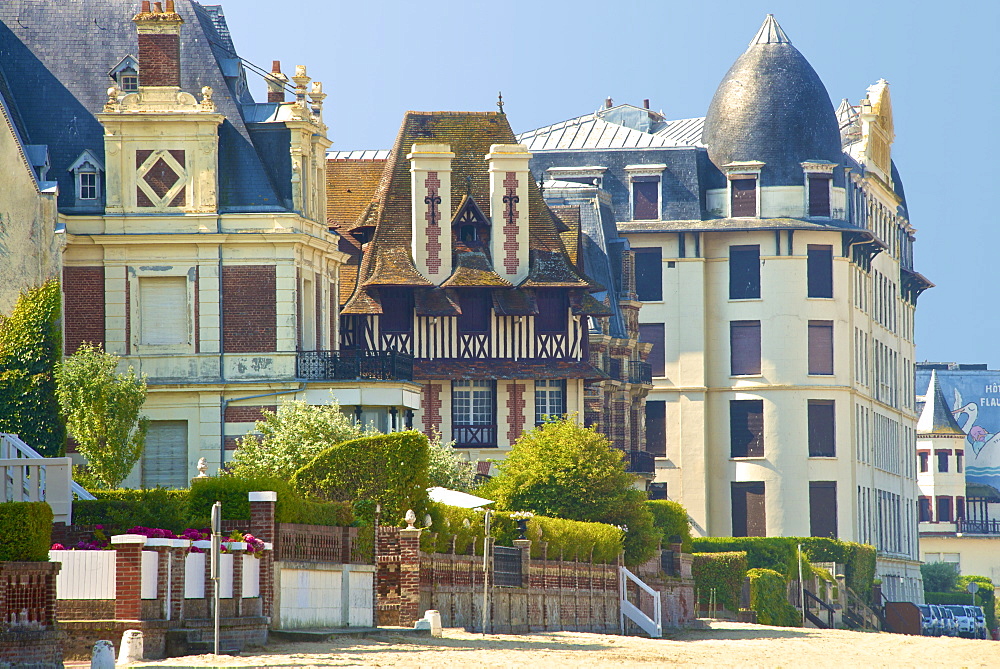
[272, 60, 281, 73]
[153, 2, 163, 12]
[605, 97, 613, 109]
[165, 0, 175, 11]
[141, 1, 150, 12]
[643, 99, 650, 109]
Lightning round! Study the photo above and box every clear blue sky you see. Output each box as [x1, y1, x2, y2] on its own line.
[222, 0, 999, 368]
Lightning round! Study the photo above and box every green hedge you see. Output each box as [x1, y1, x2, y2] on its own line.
[189, 476, 353, 527]
[0, 501, 52, 561]
[292, 431, 430, 527]
[75, 488, 190, 533]
[927, 575, 997, 631]
[748, 568, 801, 627]
[420, 502, 624, 563]
[645, 500, 692, 552]
[692, 551, 748, 613]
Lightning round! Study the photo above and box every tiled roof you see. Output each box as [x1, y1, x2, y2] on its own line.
[492, 289, 537, 316]
[414, 288, 461, 316]
[0, 0, 285, 212]
[551, 205, 582, 267]
[440, 251, 513, 289]
[415, 359, 605, 381]
[327, 157, 387, 229]
[572, 291, 614, 317]
[917, 370, 966, 436]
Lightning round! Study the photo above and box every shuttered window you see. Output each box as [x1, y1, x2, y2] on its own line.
[808, 175, 831, 217]
[633, 248, 662, 301]
[807, 245, 833, 298]
[809, 481, 838, 538]
[730, 399, 764, 458]
[141, 421, 188, 489]
[730, 178, 757, 217]
[139, 276, 188, 345]
[919, 452, 929, 472]
[645, 400, 666, 457]
[638, 324, 665, 377]
[632, 178, 659, 220]
[458, 289, 490, 334]
[807, 400, 836, 457]
[730, 321, 761, 375]
[937, 496, 953, 523]
[732, 481, 766, 537]
[808, 321, 834, 375]
[729, 245, 760, 299]
[918, 496, 932, 522]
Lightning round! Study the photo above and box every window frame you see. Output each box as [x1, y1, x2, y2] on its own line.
[730, 320, 762, 376]
[633, 248, 663, 302]
[645, 400, 666, 457]
[729, 245, 761, 300]
[638, 323, 665, 377]
[807, 320, 834, 375]
[731, 481, 766, 537]
[625, 164, 666, 222]
[809, 481, 838, 538]
[730, 399, 764, 458]
[730, 177, 758, 217]
[534, 379, 566, 425]
[807, 400, 836, 457]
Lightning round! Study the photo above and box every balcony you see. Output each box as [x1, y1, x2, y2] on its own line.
[296, 350, 413, 382]
[608, 357, 621, 382]
[957, 519, 1000, 535]
[629, 360, 653, 385]
[453, 424, 497, 448]
[622, 449, 655, 475]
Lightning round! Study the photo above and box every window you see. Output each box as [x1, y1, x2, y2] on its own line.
[807, 400, 836, 457]
[452, 380, 496, 447]
[937, 496, 953, 523]
[534, 290, 568, 333]
[535, 380, 566, 424]
[633, 248, 662, 301]
[645, 400, 666, 457]
[807, 245, 833, 298]
[937, 451, 949, 473]
[68, 149, 105, 206]
[729, 245, 760, 299]
[730, 399, 764, 458]
[632, 177, 659, 220]
[79, 171, 98, 200]
[141, 421, 188, 489]
[808, 175, 831, 217]
[638, 323, 665, 377]
[918, 497, 932, 522]
[730, 178, 757, 217]
[648, 482, 667, 500]
[809, 481, 837, 538]
[957, 452, 964, 473]
[732, 481, 766, 537]
[457, 289, 490, 334]
[807, 321, 834, 375]
[109, 55, 140, 92]
[957, 496, 966, 520]
[919, 452, 929, 473]
[139, 276, 188, 346]
[730, 321, 761, 376]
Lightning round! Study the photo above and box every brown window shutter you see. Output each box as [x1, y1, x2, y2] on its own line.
[808, 321, 834, 374]
[919, 497, 932, 522]
[732, 481, 766, 537]
[639, 323, 665, 377]
[730, 399, 764, 458]
[807, 400, 836, 456]
[645, 400, 666, 456]
[730, 321, 761, 375]
[729, 245, 761, 299]
[808, 175, 831, 217]
[632, 179, 659, 220]
[809, 481, 838, 538]
[936, 496, 953, 523]
[806, 244, 833, 298]
[731, 178, 757, 217]
[633, 248, 662, 301]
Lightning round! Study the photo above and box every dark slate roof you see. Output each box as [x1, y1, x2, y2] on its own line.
[0, 0, 285, 212]
[702, 15, 843, 187]
[917, 370, 966, 436]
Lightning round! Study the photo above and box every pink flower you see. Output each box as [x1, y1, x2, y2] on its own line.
[51, 543, 65, 550]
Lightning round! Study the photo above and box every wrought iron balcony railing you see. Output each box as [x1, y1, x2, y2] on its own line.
[296, 350, 413, 382]
[957, 519, 1000, 535]
[622, 449, 655, 475]
[629, 360, 653, 385]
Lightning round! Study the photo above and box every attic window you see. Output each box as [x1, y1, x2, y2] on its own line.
[68, 149, 105, 206]
[723, 161, 765, 218]
[625, 164, 666, 221]
[79, 170, 98, 200]
[109, 56, 140, 92]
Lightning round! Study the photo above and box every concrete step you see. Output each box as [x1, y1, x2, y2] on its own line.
[270, 626, 431, 642]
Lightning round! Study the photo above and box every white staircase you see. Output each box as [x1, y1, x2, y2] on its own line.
[0, 433, 95, 525]
[619, 566, 662, 638]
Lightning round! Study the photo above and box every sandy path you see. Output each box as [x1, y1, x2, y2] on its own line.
[128, 621, 1000, 668]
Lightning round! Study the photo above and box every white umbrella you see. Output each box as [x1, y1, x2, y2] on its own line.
[427, 486, 494, 509]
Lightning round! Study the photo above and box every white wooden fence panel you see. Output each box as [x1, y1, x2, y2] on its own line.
[141, 550, 158, 599]
[219, 553, 233, 598]
[242, 555, 260, 598]
[278, 568, 341, 629]
[50, 550, 115, 599]
[348, 569, 374, 627]
[185, 552, 205, 599]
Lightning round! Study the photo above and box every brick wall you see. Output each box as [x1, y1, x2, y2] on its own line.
[224, 405, 276, 423]
[506, 383, 525, 444]
[63, 266, 105, 354]
[222, 265, 276, 353]
[137, 33, 180, 87]
[422, 383, 442, 437]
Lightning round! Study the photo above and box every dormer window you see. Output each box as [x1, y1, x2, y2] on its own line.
[109, 55, 140, 92]
[450, 196, 491, 254]
[802, 161, 836, 218]
[625, 164, 666, 221]
[68, 149, 105, 207]
[723, 161, 765, 218]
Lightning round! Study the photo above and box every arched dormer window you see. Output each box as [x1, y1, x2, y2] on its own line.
[109, 55, 139, 92]
[68, 149, 105, 207]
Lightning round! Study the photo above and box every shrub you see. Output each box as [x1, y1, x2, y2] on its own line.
[926, 589, 996, 631]
[748, 568, 801, 627]
[188, 476, 354, 527]
[645, 500, 692, 552]
[426, 428, 475, 491]
[74, 488, 189, 534]
[692, 551, 748, 613]
[958, 575, 997, 631]
[921, 561, 959, 593]
[292, 431, 430, 527]
[0, 501, 52, 561]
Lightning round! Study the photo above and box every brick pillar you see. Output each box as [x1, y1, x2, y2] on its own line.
[249, 491, 277, 620]
[513, 539, 531, 589]
[149, 542, 171, 620]
[398, 527, 422, 627]
[171, 542, 188, 622]
[230, 544, 245, 617]
[111, 534, 147, 620]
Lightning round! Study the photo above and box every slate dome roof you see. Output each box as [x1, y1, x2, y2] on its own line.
[702, 15, 843, 187]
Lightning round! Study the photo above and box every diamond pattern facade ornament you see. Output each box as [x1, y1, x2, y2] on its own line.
[136, 149, 187, 208]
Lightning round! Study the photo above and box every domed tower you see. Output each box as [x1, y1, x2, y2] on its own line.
[702, 15, 845, 219]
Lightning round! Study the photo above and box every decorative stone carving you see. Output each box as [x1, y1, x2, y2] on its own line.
[196, 457, 208, 478]
[200, 86, 215, 112]
[104, 86, 120, 112]
[405, 509, 417, 530]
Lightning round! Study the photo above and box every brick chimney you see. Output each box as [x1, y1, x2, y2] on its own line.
[486, 144, 532, 284]
[133, 0, 184, 87]
[407, 143, 455, 280]
[266, 61, 288, 103]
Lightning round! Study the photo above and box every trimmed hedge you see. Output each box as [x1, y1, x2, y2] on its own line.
[645, 500, 692, 552]
[0, 501, 52, 561]
[421, 502, 624, 563]
[292, 431, 430, 527]
[927, 574, 997, 631]
[75, 488, 190, 533]
[189, 476, 353, 527]
[748, 568, 801, 627]
[692, 551, 748, 613]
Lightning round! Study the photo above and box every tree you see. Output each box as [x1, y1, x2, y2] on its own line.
[0, 280, 64, 456]
[426, 428, 475, 491]
[227, 398, 368, 480]
[55, 344, 148, 488]
[486, 416, 658, 565]
[921, 560, 959, 593]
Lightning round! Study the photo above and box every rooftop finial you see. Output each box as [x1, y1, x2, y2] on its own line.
[749, 14, 791, 47]
[497, 91, 504, 114]
[465, 175, 472, 197]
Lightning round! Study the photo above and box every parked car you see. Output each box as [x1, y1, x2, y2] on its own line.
[969, 606, 988, 639]
[939, 606, 960, 637]
[945, 605, 975, 637]
[916, 605, 935, 636]
[928, 605, 945, 636]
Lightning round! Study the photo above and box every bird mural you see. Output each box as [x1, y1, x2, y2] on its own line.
[952, 387, 1000, 489]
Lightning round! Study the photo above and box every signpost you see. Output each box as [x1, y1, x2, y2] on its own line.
[968, 580, 979, 606]
[211, 501, 222, 656]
